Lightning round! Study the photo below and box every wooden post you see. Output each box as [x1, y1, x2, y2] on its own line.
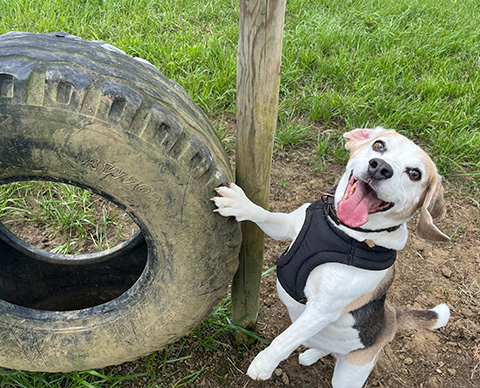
[232, 0, 286, 342]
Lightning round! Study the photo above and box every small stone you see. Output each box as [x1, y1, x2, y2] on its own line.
[441, 266, 452, 278]
[274, 368, 283, 377]
[425, 375, 442, 388]
[447, 368, 457, 376]
[436, 368, 443, 374]
[404, 357, 414, 365]
[281, 372, 290, 385]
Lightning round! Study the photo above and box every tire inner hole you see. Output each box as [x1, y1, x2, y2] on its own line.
[0, 181, 148, 311]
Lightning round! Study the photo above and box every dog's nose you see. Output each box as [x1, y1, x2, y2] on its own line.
[368, 158, 393, 180]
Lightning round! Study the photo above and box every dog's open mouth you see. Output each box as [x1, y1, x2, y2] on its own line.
[337, 175, 393, 228]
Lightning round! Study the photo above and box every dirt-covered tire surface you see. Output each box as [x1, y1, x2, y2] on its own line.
[0, 31, 241, 372]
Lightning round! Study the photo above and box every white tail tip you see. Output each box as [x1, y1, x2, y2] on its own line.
[431, 303, 450, 329]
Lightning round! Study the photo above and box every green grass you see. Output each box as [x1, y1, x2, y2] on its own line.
[0, 181, 134, 254]
[0, 0, 479, 386]
[280, 0, 480, 176]
[275, 117, 314, 150]
[0, 0, 240, 114]
[0, 369, 149, 388]
[1, 0, 479, 177]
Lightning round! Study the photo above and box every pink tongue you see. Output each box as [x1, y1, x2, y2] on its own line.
[337, 181, 377, 228]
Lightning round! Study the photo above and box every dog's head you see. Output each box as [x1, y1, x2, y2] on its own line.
[335, 127, 449, 242]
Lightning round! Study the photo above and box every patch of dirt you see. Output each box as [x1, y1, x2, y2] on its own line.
[4, 143, 479, 387]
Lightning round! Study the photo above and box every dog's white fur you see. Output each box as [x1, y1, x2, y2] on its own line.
[212, 127, 450, 388]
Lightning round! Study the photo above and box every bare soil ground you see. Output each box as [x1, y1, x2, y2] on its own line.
[6, 143, 480, 387]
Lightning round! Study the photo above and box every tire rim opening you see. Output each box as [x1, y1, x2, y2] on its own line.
[0, 181, 148, 311]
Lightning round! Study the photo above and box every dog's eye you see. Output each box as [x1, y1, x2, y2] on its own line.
[372, 140, 386, 152]
[406, 168, 422, 181]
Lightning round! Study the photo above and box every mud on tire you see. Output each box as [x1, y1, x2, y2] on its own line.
[0, 31, 241, 372]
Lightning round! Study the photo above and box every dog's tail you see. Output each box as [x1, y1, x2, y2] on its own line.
[395, 304, 450, 331]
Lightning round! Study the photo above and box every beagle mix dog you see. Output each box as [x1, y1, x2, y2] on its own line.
[212, 127, 450, 388]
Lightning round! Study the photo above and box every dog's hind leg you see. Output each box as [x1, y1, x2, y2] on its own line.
[298, 348, 329, 366]
[331, 352, 380, 388]
[298, 334, 333, 366]
[331, 304, 397, 387]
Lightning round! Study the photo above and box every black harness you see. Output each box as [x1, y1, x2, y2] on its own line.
[276, 200, 397, 304]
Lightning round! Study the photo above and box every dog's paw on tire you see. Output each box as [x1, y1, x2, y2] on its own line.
[0, 31, 241, 372]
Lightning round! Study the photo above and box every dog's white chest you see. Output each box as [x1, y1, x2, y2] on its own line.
[277, 262, 390, 355]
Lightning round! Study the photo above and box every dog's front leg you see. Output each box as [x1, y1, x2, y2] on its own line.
[212, 182, 307, 241]
[247, 302, 339, 380]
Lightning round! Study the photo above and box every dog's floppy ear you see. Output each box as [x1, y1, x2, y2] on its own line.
[343, 127, 388, 151]
[416, 175, 450, 242]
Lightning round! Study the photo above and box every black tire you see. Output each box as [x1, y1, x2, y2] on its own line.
[0, 31, 241, 372]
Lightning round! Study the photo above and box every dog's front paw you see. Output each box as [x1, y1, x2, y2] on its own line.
[211, 182, 258, 222]
[246, 351, 276, 381]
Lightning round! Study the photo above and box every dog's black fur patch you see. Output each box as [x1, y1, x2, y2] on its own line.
[351, 295, 386, 348]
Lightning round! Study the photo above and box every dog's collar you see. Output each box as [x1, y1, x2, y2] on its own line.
[321, 189, 402, 234]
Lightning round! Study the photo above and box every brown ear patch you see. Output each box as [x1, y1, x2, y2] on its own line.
[416, 174, 450, 242]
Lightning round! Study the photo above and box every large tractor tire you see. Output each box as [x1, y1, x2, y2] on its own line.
[0, 31, 241, 372]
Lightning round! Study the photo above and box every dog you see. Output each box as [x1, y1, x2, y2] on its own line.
[211, 127, 451, 388]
